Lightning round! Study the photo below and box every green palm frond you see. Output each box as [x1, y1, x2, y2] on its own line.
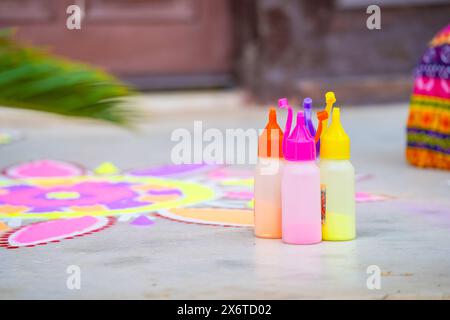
[0, 29, 136, 125]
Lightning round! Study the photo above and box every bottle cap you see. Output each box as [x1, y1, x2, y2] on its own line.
[284, 111, 316, 161]
[320, 107, 350, 159]
[303, 98, 316, 138]
[258, 107, 283, 158]
[279, 98, 316, 161]
[320, 91, 336, 138]
[303, 97, 319, 156]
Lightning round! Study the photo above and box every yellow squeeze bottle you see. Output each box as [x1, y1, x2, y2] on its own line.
[320, 106, 356, 241]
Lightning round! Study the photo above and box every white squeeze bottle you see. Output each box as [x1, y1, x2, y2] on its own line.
[320, 107, 356, 241]
[278, 98, 322, 245]
[254, 107, 284, 238]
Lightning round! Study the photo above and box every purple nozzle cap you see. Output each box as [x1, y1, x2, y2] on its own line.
[303, 98, 312, 109]
[303, 97, 317, 155]
[278, 98, 289, 109]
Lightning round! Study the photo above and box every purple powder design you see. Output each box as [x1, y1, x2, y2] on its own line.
[130, 215, 155, 227]
[0, 182, 141, 213]
[147, 189, 183, 196]
[129, 163, 210, 177]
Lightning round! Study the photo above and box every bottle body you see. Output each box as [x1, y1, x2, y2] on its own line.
[254, 158, 283, 238]
[320, 159, 355, 241]
[281, 160, 322, 244]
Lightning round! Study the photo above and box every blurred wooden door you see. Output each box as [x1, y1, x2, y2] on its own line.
[0, 0, 234, 89]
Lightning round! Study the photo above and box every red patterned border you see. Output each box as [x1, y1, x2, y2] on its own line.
[0, 216, 116, 249]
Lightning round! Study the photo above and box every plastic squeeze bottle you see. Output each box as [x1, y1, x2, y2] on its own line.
[254, 107, 284, 238]
[320, 107, 356, 241]
[278, 98, 321, 245]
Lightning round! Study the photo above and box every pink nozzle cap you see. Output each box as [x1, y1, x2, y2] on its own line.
[283, 111, 316, 161]
[278, 98, 289, 109]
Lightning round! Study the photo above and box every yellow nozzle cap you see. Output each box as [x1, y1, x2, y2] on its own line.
[320, 108, 350, 159]
[325, 91, 336, 104]
[320, 91, 337, 139]
[324, 92, 336, 117]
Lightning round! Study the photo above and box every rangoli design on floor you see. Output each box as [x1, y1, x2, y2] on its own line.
[0, 160, 391, 248]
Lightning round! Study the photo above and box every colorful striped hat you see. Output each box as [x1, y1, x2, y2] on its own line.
[406, 24, 450, 170]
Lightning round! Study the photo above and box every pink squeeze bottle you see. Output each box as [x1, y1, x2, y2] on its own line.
[278, 98, 322, 245]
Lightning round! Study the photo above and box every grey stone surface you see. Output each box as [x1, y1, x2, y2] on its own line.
[0, 93, 449, 299]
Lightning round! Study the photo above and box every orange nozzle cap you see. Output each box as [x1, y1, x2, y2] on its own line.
[314, 110, 328, 143]
[317, 110, 328, 121]
[268, 107, 277, 123]
[258, 107, 284, 158]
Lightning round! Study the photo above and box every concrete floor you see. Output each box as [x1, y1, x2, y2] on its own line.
[0, 91, 449, 299]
